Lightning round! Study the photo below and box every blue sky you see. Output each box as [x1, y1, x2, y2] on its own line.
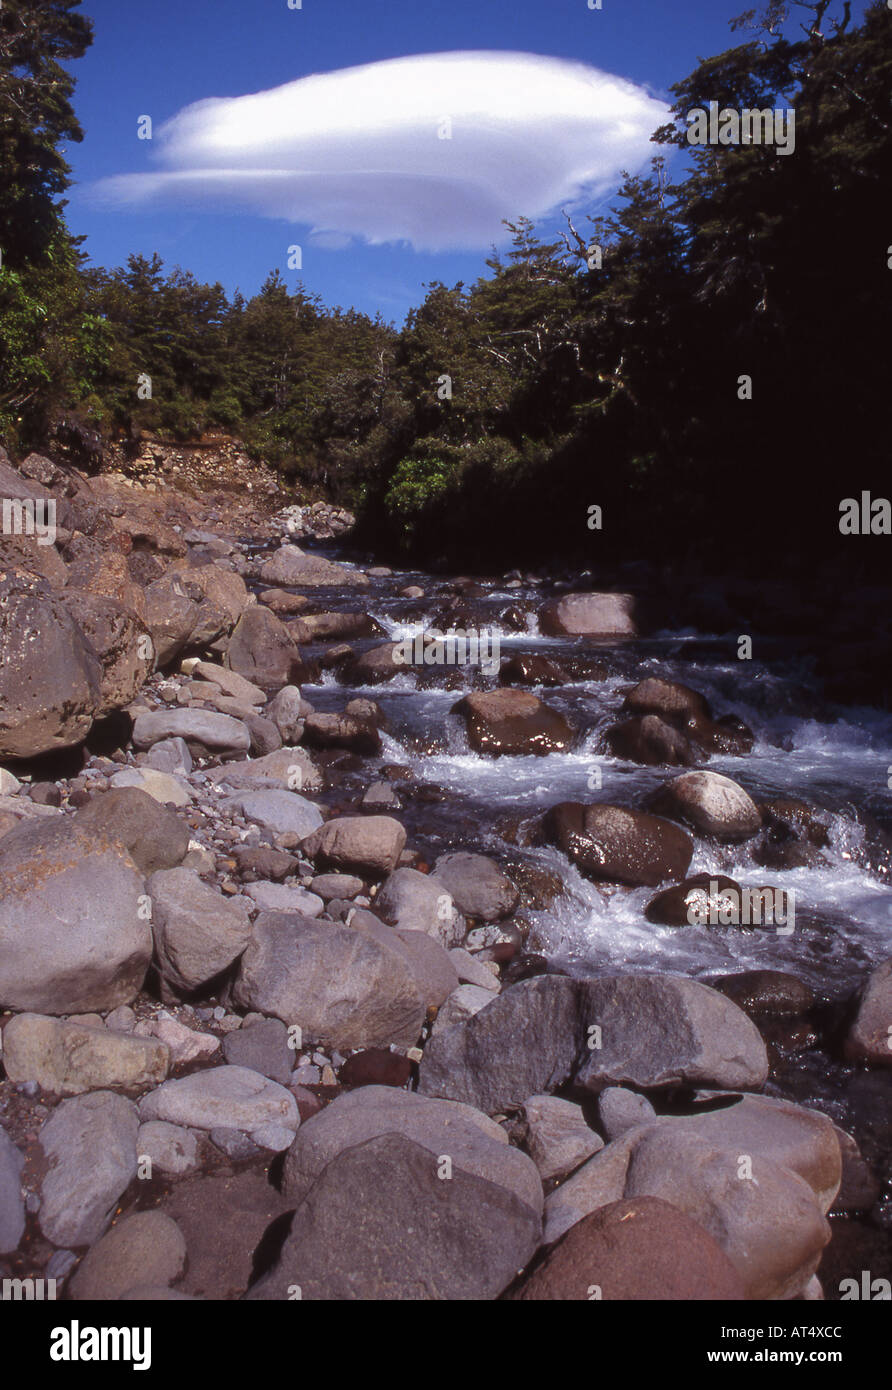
[62, 0, 841, 325]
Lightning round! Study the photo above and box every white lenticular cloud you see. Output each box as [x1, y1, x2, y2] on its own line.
[94, 51, 669, 251]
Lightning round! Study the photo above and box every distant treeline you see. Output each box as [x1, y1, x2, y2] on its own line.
[1, 0, 890, 575]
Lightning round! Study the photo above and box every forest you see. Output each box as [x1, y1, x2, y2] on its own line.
[1, 0, 890, 573]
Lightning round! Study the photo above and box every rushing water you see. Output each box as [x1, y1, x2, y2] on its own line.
[293, 558, 892, 1003]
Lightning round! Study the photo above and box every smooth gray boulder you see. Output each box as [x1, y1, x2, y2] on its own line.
[301, 815, 406, 876]
[132, 708, 250, 757]
[248, 1133, 540, 1301]
[148, 868, 254, 992]
[138, 1066, 299, 1136]
[0, 818, 151, 1015]
[225, 789, 323, 840]
[432, 852, 520, 922]
[0, 1128, 25, 1254]
[521, 1095, 603, 1182]
[69, 1210, 186, 1300]
[282, 1085, 542, 1214]
[373, 867, 464, 947]
[234, 911, 425, 1051]
[38, 1091, 139, 1248]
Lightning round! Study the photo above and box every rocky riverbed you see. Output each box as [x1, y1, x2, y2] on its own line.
[0, 445, 889, 1302]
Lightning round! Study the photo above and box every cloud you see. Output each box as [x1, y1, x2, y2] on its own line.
[93, 51, 668, 251]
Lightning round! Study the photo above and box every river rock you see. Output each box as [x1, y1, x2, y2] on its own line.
[75, 786, 190, 874]
[138, 1065, 299, 1135]
[845, 957, 892, 1066]
[452, 688, 574, 756]
[249, 1132, 541, 1301]
[224, 788, 323, 840]
[223, 1017, 293, 1084]
[263, 685, 305, 743]
[69, 1210, 187, 1300]
[282, 1085, 542, 1211]
[0, 1129, 25, 1253]
[347, 642, 405, 684]
[109, 767, 192, 806]
[192, 661, 265, 704]
[233, 910, 426, 1050]
[622, 677, 710, 724]
[597, 1086, 657, 1140]
[650, 771, 762, 842]
[499, 653, 570, 686]
[374, 867, 465, 947]
[418, 975, 583, 1113]
[521, 1095, 603, 1182]
[572, 974, 769, 1095]
[645, 874, 742, 927]
[544, 802, 693, 887]
[132, 708, 250, 758]
[1, 1014, 169, 1095]
[605, 714, 701, 767]
[431, 983, 495, 1033]
[143, 573, 202, 665]
[38, 1091, 139, 1247]
[303, 711, 381, 755]
[0, 571, 102, 757]
[0, 818, 151, 1014]
[301, 814, 406, 876]
[514, 1195, 745, 1300]
[260, 543, 369, 588]
[245, 881, 324, 916]
[431, 852, 520, 921]
[539, 592, 636, 638]
[59, 591, 150, 717]
[208, 745, 321, 792]
[144, 736, 193, 775]
[136, 1121, 201, 1176]
[148, 868, 254, 992]
[711, 970, 816, 1018]
[225, 606, 300, 690]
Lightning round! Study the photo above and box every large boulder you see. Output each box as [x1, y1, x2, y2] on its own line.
[131, 708, 250, 759]
[233, 911, 426, 1050]
[68, 1210, 187, 1301]
[75, 787, 190, 875]
[224, 789, 323, 840]
[1, 1014, 169, 1095]
[0, 818, 151, 1014]
[573, 974, 769, 1095]
[418, 975, 585, 1113]
[604, 715, 701, 767]
[0, 1129, 25, 1254]
[373, 867, 465, 947]
[544, 802, 693, 887]
[347, 642, 406, 684]
[281, 1086, 542, 1214]
[300, 815, 406, 876]
[511, 1196, 745, 1300]
[260, 544, 369, 588]
[0, 571, 102, 757]
[452, 688, 574, 756]
[622, 677, 710, 724]
[539, 592, 636, 638]
[650, 771, 762, 842]
[138, 1066, 299, 1136]
[417, 973, 767, 1113]
[431, 852, 520, 922]
[207, 745, 321, 793]
[845, 958, 892, 1067]
[143, 573, 202, 666]
[247, 1133, 540, 1301]
[148, 868, 254, 992]
[59, 591, 151, 715]
[225, 605, 300, 690]
[302, 711, 381, 755]
[38, 1091, 139, 1248]
[546, 1125, 830, 1300]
